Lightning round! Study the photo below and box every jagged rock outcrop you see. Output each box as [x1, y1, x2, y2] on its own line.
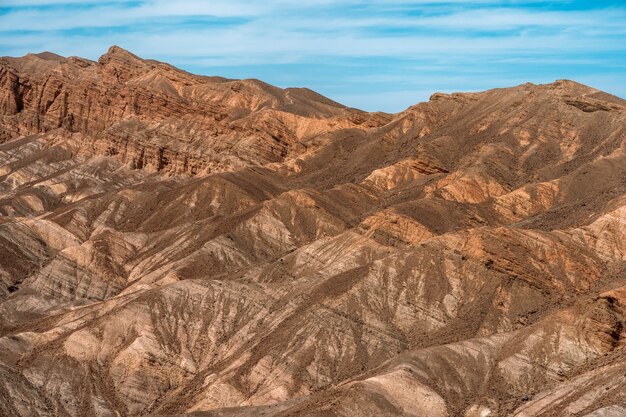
[0, 46, 388, 175]
[1, 48, 626, 417]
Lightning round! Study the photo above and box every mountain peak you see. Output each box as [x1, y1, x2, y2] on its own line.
[32, 51, 66, 62]
[97, 46, 147, 81]
[98, 45, 143, 65]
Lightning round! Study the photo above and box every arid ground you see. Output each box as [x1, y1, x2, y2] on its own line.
[1, 47, 626, 417]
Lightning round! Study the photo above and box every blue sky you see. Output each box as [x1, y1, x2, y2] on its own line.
[1, 1, 625, 112]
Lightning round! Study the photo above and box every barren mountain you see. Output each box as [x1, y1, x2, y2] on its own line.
[1, 46, 626, 417]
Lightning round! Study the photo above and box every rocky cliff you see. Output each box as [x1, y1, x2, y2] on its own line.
[1, 47, 626, 417]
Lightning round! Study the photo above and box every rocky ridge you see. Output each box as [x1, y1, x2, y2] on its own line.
[0, 47, 626, 417]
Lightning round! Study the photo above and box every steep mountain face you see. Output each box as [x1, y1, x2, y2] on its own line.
[1, 47, 626, 417]
[0, 46, 386, 177]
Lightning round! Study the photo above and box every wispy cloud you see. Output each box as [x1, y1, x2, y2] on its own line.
[1, 0, 624, 111]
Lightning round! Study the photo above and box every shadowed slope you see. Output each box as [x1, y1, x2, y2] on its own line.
[1, 48, 626, 417]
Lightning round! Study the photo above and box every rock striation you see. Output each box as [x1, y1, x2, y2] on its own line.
[1, 47, 626, 417]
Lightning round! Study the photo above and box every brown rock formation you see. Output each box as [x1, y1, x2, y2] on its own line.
[1, 47, 626, 417]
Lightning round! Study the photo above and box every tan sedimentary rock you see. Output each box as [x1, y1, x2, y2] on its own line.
[1, 48, 626, 417]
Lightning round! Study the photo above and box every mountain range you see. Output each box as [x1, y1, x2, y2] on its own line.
[1, 46, 626, 417]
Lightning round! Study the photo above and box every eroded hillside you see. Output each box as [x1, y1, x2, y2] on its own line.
[1, 47, 626, 417]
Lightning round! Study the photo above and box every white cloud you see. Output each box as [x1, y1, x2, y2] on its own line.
[2, 1, 625, 33]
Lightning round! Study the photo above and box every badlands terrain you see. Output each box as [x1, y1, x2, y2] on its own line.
[1, 46, 626, 417]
